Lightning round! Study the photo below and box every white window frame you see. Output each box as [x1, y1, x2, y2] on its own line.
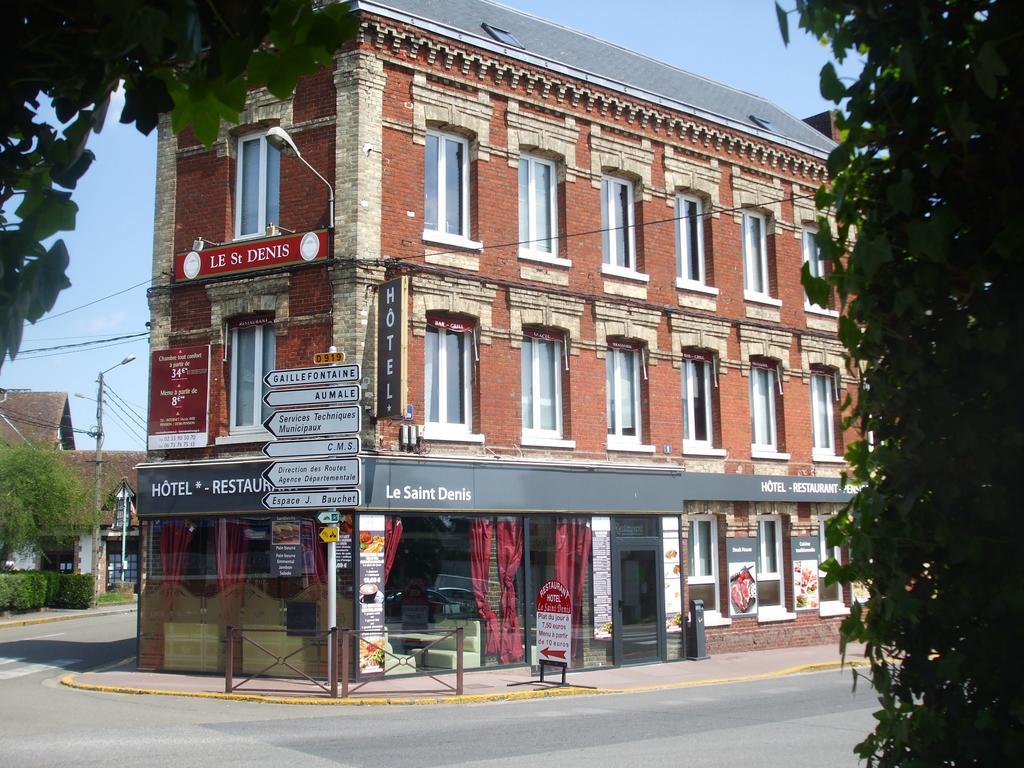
[802, 227, 838, 315]
[811, 372, 836, 457]
[750, 365, 778, 452]
[521, 334, 564, 440]
[424, 323, 475, 440]
[518, 154, 562, 264]
[682, 357, 715, 451]
[606, 346, 643, 447]
[818, 519, 847, 616]
[688, 515, 720, 616]
[757, 514, 791, 619]
[601, 175, 637, 274]
[742, 211, 773, 301]
[234, 133, 280, 240]
[424, 130, 473, 246]
[676, 194, 710, 289]
[229, 322, 275, 434]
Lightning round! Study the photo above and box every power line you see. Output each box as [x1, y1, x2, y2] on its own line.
[0, 406, 96, 437]
[16, 331, 149, 354]
[35, 278, 152, 323]
[104, 386, 148, 433]
[11, 335, 147, 361]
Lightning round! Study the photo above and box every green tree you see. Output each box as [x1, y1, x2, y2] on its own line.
[0, 1, 356, 368]
[0, 444, 91, 561]
[778, 0, 1024, 764]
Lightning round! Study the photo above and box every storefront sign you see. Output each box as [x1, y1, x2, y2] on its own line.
[174, 230, 328, 281]
[376, 276, 408, 419]
[791, 536, 821, 611]
[536, 580, 572, 665]
[262, 436, 360, 459]
[264, 364, 361, 388]
[263, 385, 361, 408]
[358, 515, 387, 675]
[591, 518, 612, 640]
[262, 405, 361, 439]
[726, 538, 758, 618]
[262, 458, 361, 490]
[147, 345, 210, 450]
[662, 517, 683, 635]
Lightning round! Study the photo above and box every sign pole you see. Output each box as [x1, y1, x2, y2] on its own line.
[326, 346, 339, 683]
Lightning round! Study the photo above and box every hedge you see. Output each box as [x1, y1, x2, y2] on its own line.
[0, 572, 93, 611]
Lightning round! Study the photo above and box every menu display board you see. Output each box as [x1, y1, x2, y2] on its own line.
[791, 535, 821, 611]
[357, 514, 387, 675]
[147, 345, 210, 449]
[270, 518, 302, 578]
[592, 517, 613, 640]
[726, 537, 758, 618]
[662, 517, 683, 634]
[337, 514, 354, 571]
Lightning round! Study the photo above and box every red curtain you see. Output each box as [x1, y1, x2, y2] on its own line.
[554, 518, 592, 666]
[496, 519, 524, 663]
[159, 520, 193, 588]
[469, 519, 500, 654]
[215, 519, 247, 625]
[384, 517, 403, 583]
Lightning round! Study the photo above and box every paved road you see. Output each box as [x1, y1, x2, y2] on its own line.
[0, 612, 874, 767]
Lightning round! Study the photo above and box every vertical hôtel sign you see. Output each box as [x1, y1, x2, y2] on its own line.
[376, 276, 408, 419]
[148, 345, 211, 449]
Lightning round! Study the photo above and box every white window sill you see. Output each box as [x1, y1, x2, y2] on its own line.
[751, 449, 791, 461]
[805, 303, 840, 318]
[683, 443, 727, 458]
[521, 435, 577, 449]
[422, 230, 483, 251]
[813, 452, 846, 464]
[606, 439, 656, 453]
[216, 430, 272, 445]
[819, 603, 850, 618]
[422, 425, 485, 443]
[519, 250, 571, 268]
[758, 609, 797, 623]
[704, 612, 731, 628]
[675, 278, 719, 296]
[231, 231, 271, 243]
[601, 264, 650, 283]
[744, 290, 783, 307]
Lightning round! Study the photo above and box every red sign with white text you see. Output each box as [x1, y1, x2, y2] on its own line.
[174, 230, 329, 281]
[148, 345, 210, 450]
[536, 580, 572, 665]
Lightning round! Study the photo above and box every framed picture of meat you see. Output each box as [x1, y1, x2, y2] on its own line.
[726, 537, 758, 618]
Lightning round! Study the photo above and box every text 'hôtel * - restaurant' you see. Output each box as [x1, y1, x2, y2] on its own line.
[138, 0, 857, 680]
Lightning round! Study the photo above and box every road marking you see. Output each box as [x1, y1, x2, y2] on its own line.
[23, 632, 65, 640]
[0, 658, 78, 681]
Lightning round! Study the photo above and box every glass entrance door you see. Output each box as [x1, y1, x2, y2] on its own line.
[614, 547, 661, 664]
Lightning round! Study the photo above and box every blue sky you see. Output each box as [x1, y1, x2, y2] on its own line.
[0, 1, 845, 451]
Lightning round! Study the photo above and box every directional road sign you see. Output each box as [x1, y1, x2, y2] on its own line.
[262, 489, 361, 511]
[263, 385, 361, 409]
[262, 458, 361, 490]
[263, 405, 361, 439]
[262, 436, 360, 459]
[318, 511, 341, 524]
[320, 526, 339, 543]
[264, 364, 361, 389]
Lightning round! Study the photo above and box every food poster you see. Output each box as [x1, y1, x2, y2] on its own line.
[592, 517, 613, 639]
[791, 536, 820, 611]
[270, 518, 302, 578]
[357, 514, 387, 674]
[662, 517, 683, 633]
[337, 513, 354, 571]
[726, 537, 758, 618]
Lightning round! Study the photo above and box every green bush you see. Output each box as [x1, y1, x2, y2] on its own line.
[0, 572, 47, 611]
[54, 573, 93, 609]
[41, 570, 61, 606]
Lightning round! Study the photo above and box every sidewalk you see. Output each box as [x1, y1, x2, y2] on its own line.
[0, 602, 137, 629]
[62, 641, 868, 706]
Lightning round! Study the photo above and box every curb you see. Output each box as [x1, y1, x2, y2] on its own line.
[61, 659, 869, 706]
[0, 607, 137, 630]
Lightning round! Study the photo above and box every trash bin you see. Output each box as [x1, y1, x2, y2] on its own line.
[686, 599, 709, 660]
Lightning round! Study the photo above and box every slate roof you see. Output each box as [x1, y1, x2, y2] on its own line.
[357, 0, 835, 155]
[0, 391, 76, 449]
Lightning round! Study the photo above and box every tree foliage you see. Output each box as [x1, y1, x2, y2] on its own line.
[779, 1, 1024, 764]
[0, 444, 92, 559]
[0, 1, 356, 368]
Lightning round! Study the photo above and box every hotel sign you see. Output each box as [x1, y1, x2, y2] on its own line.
[376, 276, 408, 419]
[174, 230, 329, 281]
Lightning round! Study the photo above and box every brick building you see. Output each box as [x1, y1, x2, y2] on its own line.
[139, 0, 856, 676]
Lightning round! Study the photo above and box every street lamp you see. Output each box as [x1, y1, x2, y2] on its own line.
[265, 126, 335, 228]
[91, 355, 135, 604]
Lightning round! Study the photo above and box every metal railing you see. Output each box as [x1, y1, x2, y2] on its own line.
[225, 625, 338, 697]
[341, 627, 464, 698]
